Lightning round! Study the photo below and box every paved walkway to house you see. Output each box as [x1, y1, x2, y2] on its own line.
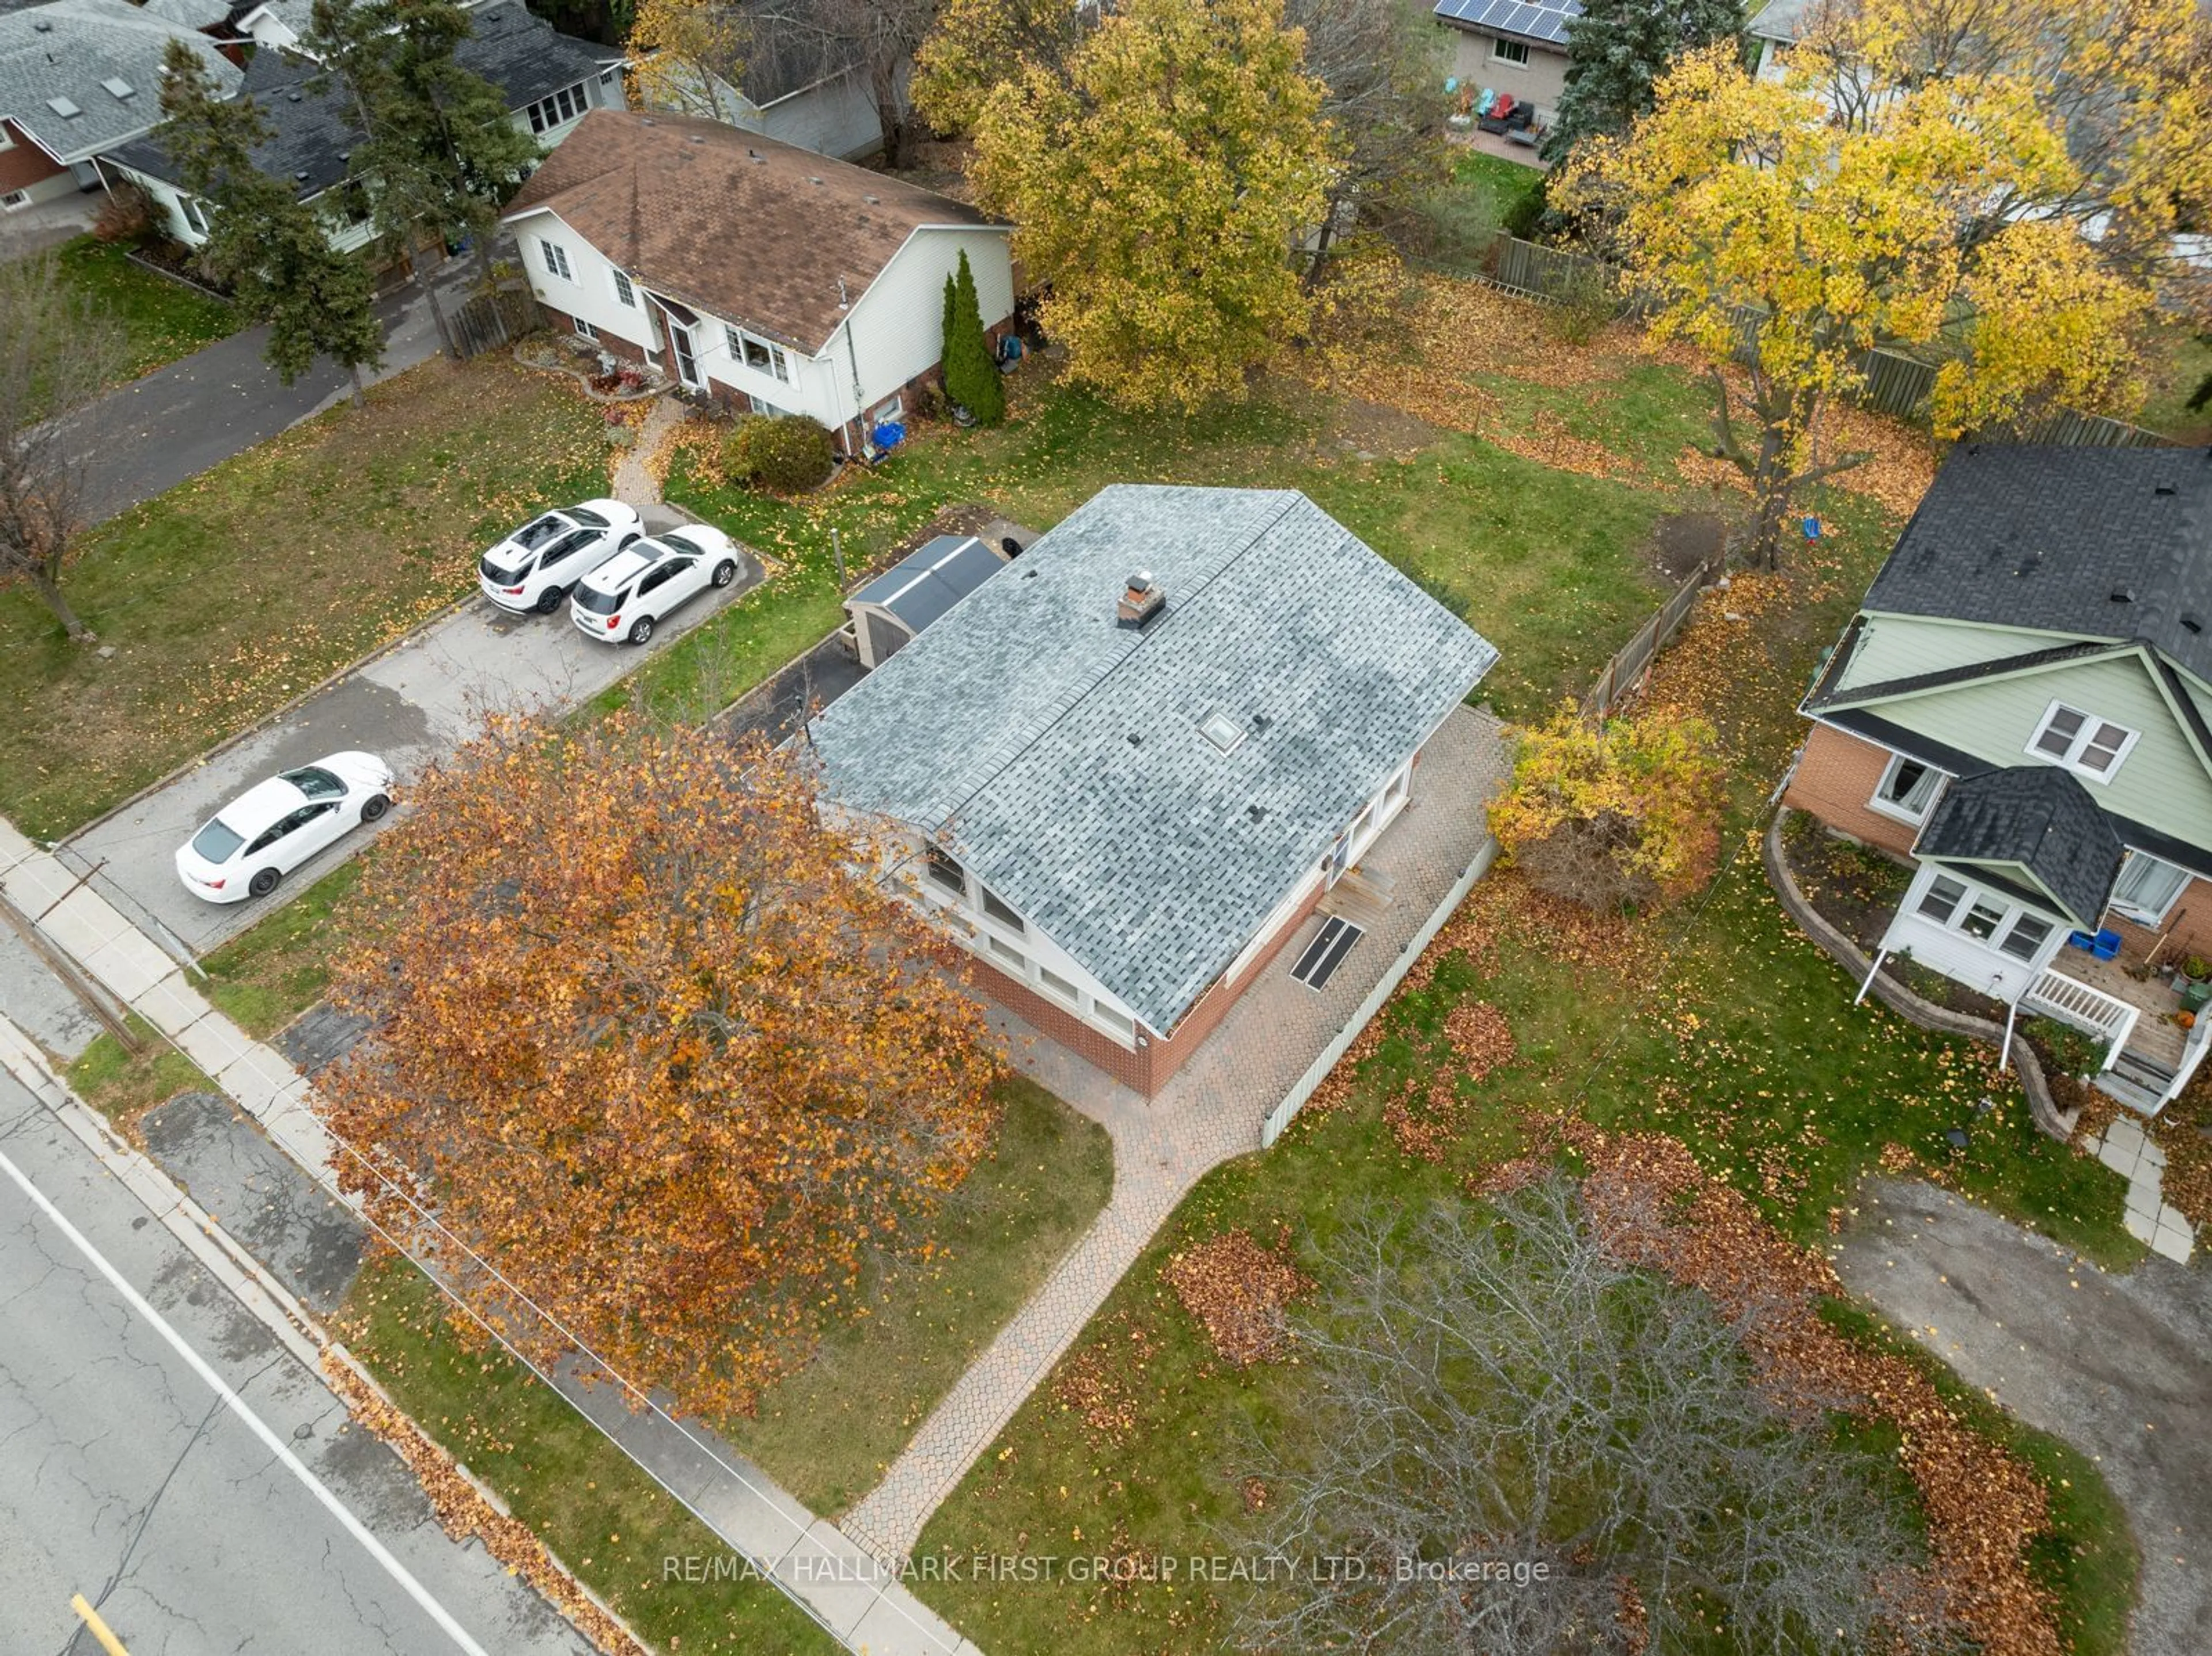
[1834, 1180, 2212, 1656]
[2090, 1115, 2196, 1262]
[0, 813, 976, 1655]
[838, 703, 1511, 1562]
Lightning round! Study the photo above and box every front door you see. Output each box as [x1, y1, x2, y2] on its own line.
[665, 319, 701, 389]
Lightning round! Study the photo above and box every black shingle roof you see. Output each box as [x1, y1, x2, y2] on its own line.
[1912, 764, 2126, 927]
[1863, 444, 2212, 684]
[108, 2, 609, 198]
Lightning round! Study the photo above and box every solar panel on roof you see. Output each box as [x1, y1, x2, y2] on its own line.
[46, 96, 82, 119]
[1430, 0, 1581, 44]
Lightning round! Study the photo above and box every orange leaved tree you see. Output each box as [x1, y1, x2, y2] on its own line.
[1489, 706, 1725, 911]
[321, 712, 1005, 1417]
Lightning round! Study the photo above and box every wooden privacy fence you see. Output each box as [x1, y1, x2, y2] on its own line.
[1585, 556, 1720, 719]
[1476, 234, 2170, 449]
[435, 286, 541, 360]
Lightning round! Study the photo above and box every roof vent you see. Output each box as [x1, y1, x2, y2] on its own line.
[2154, 482, 2177, 496]
[1198, 709, 1246, 755]
[31, 18, 50, 30]
[287, 91, 302, 101]
[2109, 586, 2135, 603]
[640, 116, 656, 126]
[294, 170, 309, 183]
[863, 193, 879, 204]
[1247, 804, 1268, 823]
[2184, 613, 2206, 635]
[809, 176, 824, 185]
[1116, 571, 1164, 628]
[748, 147, 759, 157]
[103, 77, 134, 100]
[687, 133, 704, 144]
[46, 95, 80, 118]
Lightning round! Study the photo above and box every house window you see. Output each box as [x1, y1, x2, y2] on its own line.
[2028, 701, 2137, 780]
[526, 81, 590, 135]
[540, 238, 573, 281]
[1916, 873, 1969, 924]
[1092, 1004, 1133, 1039]
[1491, 37, 1531, 66]
[2112, 851, 2190, 924]
[925, 844, 967, 897]
[1870, 753, 1941, 821]
[724, 327, 791, 383]
[612, 270, 636, 308]
[980, 885, 1024, 932]
[1959, 896, 2009, 942]
[987, 935, 1027, 972]
[180, 195, 210, 237]
[747, 393, 790, 418]
[1039, 965, 1079, 1003]
[574, 315, 600, 341]
[1999, 913, 2055, 962]
[874, 393, 904, 425]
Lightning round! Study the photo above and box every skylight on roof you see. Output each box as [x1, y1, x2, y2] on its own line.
[103, 77, 135, 100]
[46, 96, 82, 119]
[1198, 709, 1247, 755]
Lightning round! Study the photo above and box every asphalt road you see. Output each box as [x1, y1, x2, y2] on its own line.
[75, 262, 478, 526]
[64, 550, 764, 956]
[1835, 1178, 2212, 1656]
[0, 1070, 592, 1656]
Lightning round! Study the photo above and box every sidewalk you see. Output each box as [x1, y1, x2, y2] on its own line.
[0, 813, 975, 1656]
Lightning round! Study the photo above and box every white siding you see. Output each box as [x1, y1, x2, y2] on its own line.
[510, 209, 658, 353]
[827, 226, 1014, 426]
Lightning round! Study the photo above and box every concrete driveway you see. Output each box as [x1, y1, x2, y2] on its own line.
[62, 556, 763, 957]
[1835, 1179, 2212, 1656]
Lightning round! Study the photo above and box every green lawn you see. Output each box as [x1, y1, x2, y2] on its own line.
[904, 468, 2139, 1654]
[1, 355, 609, 839]
[335, 1075, 1109, 1650]
[664, 374, 1679, 723]
[54, 235, 238, 382]
[2136, 321, 2212, 442]
[199, 861, 363, 1038]
[65, 1016, 214, 1136]
[1401, 149, 1547, 269]
[721, 1077, 1113, 1515]
[337, 1256, 839, 1656]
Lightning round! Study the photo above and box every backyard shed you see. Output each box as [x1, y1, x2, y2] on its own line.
[843, 536, 1008, 668]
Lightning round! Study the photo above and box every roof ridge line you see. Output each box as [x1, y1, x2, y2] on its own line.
[925, 489, 1306, 836]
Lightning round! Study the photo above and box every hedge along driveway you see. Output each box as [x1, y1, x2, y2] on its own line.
[0, 356, 610, 842]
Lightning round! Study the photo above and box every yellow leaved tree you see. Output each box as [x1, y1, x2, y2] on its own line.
[625, 0, 749, 125]
[965, 0, 1335, 412]
[1557, 41, 2172, 566]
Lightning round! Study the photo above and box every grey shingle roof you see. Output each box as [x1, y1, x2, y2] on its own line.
[848, 536, 1003, 634]
[0, 0, 237, 162]
[1912, 764, 2126, 927]
[1863, 445, 2212, 684]
[107, 2, 609, 198]
[809, 486, 1498, 1034]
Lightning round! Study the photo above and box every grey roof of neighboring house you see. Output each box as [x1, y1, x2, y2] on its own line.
[1748, 0, 1813, 42]
[0, 0, 238, 162]
[809, 486, 1498, 1035]
[1913, 764, 2126, 927]
[142, 0, 228, 24]
[848, 536, 1003, 634]
[1862, 445, 2212, 685]
[108, 1, 609, 198]
[1432, 0, 1581, 49]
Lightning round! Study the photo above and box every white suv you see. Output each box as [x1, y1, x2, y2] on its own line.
[570, 528, 743, 645]
[478, 499, 645, 615]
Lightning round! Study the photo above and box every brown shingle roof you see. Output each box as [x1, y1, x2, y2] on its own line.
[502, 109, 1001, 354]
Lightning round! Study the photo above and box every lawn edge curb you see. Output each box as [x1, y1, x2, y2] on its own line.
[1763, 809, 2075, 1142]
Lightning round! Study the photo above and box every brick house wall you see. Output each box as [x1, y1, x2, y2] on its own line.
[0, 123, 67, 195]
[2099, 884, 2212, 965]
[1782, 723, 1921, 857]
[533, 302, 649, 365]
[960, 868, 1326, 1097]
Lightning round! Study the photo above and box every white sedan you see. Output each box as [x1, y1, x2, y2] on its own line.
[477, 499, 645, 615]
[570, 527, 743, 645]
[175, 752, 394, 904]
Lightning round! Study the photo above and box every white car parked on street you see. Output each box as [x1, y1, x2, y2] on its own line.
[174, 752, 394, 903]
[570, 528, 743, 646]
[477, 499, 645, 615]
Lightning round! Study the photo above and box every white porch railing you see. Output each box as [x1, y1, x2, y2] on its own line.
[2158, 1010, 2212, 1109]
[2021, 969, 2139, 1068]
